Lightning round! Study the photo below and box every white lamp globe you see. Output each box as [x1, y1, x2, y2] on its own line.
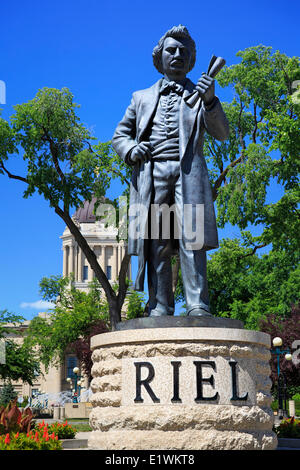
[285, 353, 292, 361]
[73, 367, 79, 374]
[272, 337, 283, 347]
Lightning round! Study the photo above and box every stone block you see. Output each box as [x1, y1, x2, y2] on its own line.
[89, 324, 277, 450]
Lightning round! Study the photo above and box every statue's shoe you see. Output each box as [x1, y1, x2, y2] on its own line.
[187, 308, 212, 317]
[149, 310, 173, 317]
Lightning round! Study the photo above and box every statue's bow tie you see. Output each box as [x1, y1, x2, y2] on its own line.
[160, 81, 184, 95]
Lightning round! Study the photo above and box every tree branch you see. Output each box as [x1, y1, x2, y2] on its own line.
[54, 205, 116, 304]
[0, 161, 28, 184]
[212, 155, 242, 201]
[116, 246, 131, 313]
[252, 103, 258, 144]
[86, 142, 131, 188]
[42, 127, 66, 185]
[238, 243, 268, 259]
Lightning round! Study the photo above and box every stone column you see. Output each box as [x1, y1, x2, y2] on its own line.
[118, 244, 122, 272]
[88, 245, 94, 282]
[100, 246, 105, 272]
[69, 244, 74, 276]
[112, 246, 118, 281]
[75, 245, 79, 281]
[45, 363, 62, 394]
[63, 245, 68, 277]
[78, 248, 83, 282]
[115, 246, 119, 277]
[89, 319, 277, 451]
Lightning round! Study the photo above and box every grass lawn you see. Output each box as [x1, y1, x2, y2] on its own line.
[66, 418, 92, 432]
[271, 400, 300, 416]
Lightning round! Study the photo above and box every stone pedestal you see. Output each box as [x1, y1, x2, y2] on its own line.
[88, 318, 277, 450]
[65, 402, 92, 419]
[53, 407, 60, 420]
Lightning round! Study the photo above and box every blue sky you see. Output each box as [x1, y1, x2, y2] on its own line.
[0, 0, 299, 319]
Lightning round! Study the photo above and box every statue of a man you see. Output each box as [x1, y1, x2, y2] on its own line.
[112, 25, 229, 317]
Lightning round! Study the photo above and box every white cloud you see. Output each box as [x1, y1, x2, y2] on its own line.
[20, 300, 55, 310]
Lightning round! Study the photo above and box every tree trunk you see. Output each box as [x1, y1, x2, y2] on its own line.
[54, 205, 130, 329]
[109, 299, 122, 331]
[172, 254, 180, 294]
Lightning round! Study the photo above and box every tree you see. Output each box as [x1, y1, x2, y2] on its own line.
[175, 46, 300, 325]
[212, 46, 299, 253]
[208, 239, 299, 329]
[0, 89, 132, 330]
[70, 322, 109, 383]
[0, 310, 40, 385]
[125, 288, 147, 320]
[0, 382, 17, 407]
[25, 275, 146, 378]
[24, 276, 109, 371]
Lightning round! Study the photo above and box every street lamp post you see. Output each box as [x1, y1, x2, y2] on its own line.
[72, 367, 83, 403]
[271, 337, 292, 418]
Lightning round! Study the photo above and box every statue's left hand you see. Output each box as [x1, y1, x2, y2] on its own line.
[196, 73, 215, 106]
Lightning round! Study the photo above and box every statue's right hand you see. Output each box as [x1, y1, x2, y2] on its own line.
[130, 141, 152, 164]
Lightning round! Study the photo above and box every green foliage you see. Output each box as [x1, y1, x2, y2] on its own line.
[0, 383, 17, 407]
[126, 288, 146, 320]
[20, 396, 29, 408]
[211, 45, 300, 250]
[0, 340, 41, 385]
[0, 88, 133, 328]
[176, 237, 299, 329]
[36, 420, 77, 439]
[9, 87, 107, 209]
[0, 430, 62, 450]
[39, 275, 70, 302]
[207, 239, 299, 329]
[0, 86, 129, 228]
[0, 310, 25, 338]
[24, 276, 110, 369]
[176, 46, 300, 325]
[0, 310, 41, 384]
[273, 417, 300, 438]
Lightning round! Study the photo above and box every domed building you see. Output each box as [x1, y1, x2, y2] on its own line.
[61, 197, 131, 288]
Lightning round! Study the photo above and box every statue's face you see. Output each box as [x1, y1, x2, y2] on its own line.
[161, 36, 192, 80]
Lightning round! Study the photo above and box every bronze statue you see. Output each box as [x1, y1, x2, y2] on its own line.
[112, 25, 229, 317]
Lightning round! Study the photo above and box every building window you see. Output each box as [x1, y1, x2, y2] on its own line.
[67, 356, 78, 380]
[106, 265, 112, 280]
[83, 265, 88, 281]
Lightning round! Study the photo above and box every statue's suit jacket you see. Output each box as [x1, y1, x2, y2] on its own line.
[112, 77, 229, 291]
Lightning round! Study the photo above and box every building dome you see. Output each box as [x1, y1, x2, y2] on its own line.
[73, 197, 98, 224]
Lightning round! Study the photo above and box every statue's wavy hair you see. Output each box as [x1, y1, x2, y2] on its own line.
[152, 25, 196, 74]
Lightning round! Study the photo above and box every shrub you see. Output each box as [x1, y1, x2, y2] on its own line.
[0, 383, 17, 407]
[36, 420, 77, 440]
[0, 400, 34, 435]
[0, 431, 62, 450]
[273, 417, 300, 438]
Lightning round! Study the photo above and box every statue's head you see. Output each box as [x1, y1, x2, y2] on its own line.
[152, 25, 196, 77]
